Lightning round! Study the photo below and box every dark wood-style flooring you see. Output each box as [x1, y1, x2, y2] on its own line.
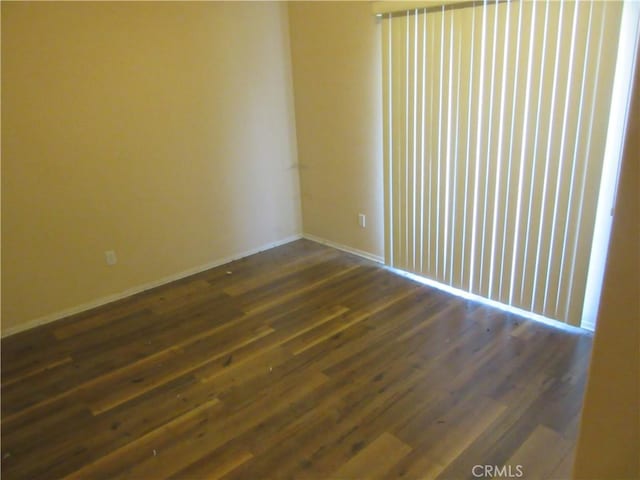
[1, 239, 593, 479]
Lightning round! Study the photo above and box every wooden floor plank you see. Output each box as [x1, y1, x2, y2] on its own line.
[0, 239, 593, 480]
[168, 446, 254, 480]
[549, 446, 577, 480]
[331, 432, 412, 479]
[389, 395, 507, 480]
[502, 425, 572, 480]
[85, 324, 275, 414]
[104, 372, 329, 480]
[62, 397, 224, 480]
[1, 355, 73, 388]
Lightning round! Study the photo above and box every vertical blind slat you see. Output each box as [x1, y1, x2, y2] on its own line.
[460, 5, 476, 292]
[407, 10, 415, 273]
[382, 15, 393, 266]
[450, 13, 463, 287]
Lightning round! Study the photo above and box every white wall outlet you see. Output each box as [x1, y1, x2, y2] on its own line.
[105, 250, 117, 266]
[358, 213, 366, 229]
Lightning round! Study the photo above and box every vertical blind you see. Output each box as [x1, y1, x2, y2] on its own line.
[382, 0, 623, 325]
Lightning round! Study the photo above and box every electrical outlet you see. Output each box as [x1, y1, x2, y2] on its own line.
[358, 213, 366, 229]
[105, 250, 117, 266]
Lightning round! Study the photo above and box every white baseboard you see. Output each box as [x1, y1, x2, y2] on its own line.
[1, 234, 302, 338]
[302, 233, 384, 264]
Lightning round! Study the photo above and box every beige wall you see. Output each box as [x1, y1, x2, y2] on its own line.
[573, 56, 640, 478]
[1, 2, 301, 335]
[288, 2, 384, 258]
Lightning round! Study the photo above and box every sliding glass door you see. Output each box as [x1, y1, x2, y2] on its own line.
[382, 0, 638, 326]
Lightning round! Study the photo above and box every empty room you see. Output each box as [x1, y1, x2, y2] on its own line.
[1, 1, 638, 479]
